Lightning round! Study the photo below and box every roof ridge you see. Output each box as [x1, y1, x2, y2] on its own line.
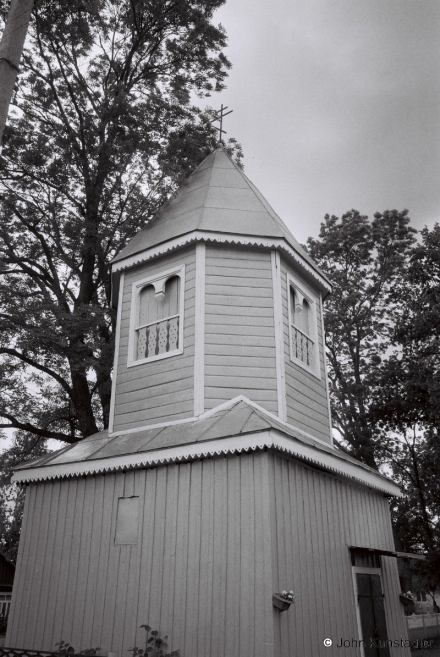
[108, 146, 330, 290]
[214, 148, 317, 267]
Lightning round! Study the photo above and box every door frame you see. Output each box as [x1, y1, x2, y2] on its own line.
[352, 566, 389, 657]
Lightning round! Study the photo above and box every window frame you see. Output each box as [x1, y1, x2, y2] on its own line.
[286, 272, 321, 379]
[127, 264, 185, 367]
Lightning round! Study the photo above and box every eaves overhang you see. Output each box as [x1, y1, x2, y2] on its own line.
[11, 427, 400, 496]
[111, 230, 332, 307]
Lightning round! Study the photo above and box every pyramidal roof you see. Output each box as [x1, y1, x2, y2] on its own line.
[112, 146, 328, 287]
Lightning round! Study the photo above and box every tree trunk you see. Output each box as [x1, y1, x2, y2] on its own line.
[0, 0, 34, 144]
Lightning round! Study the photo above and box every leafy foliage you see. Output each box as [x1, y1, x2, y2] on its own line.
[128, 624, 178, 657]
[306, 209, 416, 468]
[388, 429, 440, 573]
[0, 0, 242, 446]
[373, 224, 440, 431]
[0, 431, 49, 562]
[52, 626, 177, 657]
[309, 212, 439, 588]
[55, 640, 100, 655]
[389, 428, 440, 560]
[371, 224, 440, 591]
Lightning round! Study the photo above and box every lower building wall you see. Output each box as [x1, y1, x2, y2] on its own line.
[6, 454, 274, 657]
[7, 453, 409, 657]
[269, 454, 411, 657]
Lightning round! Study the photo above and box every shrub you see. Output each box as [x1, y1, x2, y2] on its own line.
[55, 641, 100, 655]
[128, 625, 179, 657]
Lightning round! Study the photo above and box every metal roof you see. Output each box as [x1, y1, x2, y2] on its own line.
[111, 147, 327, 285]
[12, 398, 400, 496]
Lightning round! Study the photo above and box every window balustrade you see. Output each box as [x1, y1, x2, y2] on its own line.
[291, 325, 314, 368]
[136, 315, 179, 360]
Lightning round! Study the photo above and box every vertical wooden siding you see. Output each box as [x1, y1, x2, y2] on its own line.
[7, 456, 407, 657]
[280, 258, 332, 442]
[204, 245, 278, 413]
[7, 454, 275, 657]
[269, 454, 410, 657]
[113, 247, 196, 432]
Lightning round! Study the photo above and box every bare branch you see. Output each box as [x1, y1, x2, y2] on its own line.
[0, 348, 73, 395]
[0, 413, 76, 443]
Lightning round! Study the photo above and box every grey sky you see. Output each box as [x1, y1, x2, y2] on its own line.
[206, 0, 440, 244]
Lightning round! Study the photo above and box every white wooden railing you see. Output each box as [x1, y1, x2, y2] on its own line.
[407, 613, 440, 630]
[0, 594, 11, 617]
[136, 315, 179, 360]
[291, 325, 314, 367]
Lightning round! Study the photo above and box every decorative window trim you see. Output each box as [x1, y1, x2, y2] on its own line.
[108, 270, 125, 433]
[127, 264, 185, 368]
[286, 272, 321, 379]
[271, 250, 287, 421]
[320, 290, 333, 444]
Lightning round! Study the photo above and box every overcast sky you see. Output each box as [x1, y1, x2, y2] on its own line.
[202, 0, 440, 245]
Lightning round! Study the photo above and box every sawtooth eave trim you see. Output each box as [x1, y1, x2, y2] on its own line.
[111, 230, 332, 297]
[11, 428, 400, 496]
[268, 429, 401, 497]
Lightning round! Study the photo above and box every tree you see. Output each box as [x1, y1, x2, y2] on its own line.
[387, 427, 440, 599]
[308, 213, 439, 580]
[373, 224, 440, 431]
[389, 430, 439, 546]
[306, 209, 416, 469]
[0, 0, 34, 143]
[372, 224, 440, 585]
[0, 0, 242, 446]
[0, 431, 48, 562]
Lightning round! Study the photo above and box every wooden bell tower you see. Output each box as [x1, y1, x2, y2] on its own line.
[8, 146, 411, 657]
[109, 144, 332, 442]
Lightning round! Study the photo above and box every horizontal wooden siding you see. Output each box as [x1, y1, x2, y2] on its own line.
[280, 257, 331, 442]
[113, 248, 196, 431]
[204, 245, 278, 412]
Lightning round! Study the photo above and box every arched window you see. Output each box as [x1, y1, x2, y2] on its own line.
[291, 289, 311, 336]
[288, 281, 316, 371]
[129, 265, 185, 365]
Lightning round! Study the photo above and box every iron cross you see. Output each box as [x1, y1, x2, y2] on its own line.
[210, 104, 233, 140]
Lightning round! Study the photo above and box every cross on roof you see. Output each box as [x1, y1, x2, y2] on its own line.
[210, 104, 233, 141]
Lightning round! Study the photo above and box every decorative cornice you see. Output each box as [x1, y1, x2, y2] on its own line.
[111, 231, 332, 295]
[269, 430, 400, 496]
[11, 428, 400, 496]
